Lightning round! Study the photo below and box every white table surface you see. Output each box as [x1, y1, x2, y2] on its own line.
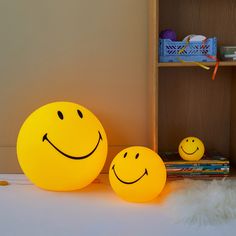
[0, 174, 235, 236]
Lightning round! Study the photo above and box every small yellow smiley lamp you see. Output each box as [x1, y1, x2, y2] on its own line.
[178, 136, 205, 161]
[109, 146, 166, 203]
[17, 102, 108, 191]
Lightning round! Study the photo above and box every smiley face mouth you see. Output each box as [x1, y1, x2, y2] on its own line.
[181, 146, 199, 155]
[42, 131, 102, 160]
[112, 165, 148, 184]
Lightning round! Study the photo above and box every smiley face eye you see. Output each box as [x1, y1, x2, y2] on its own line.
[124, 152, 127, 158]
[57, 111, 63, 120]
[135, 153, 139, 159]
[186, 139, 189, 142]
[192, 140, 195, 142]
[77, 109, 83, 119]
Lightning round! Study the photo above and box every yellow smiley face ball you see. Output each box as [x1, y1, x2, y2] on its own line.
[178, 136, 205, 161]
[109, 146, 166, 203]
[17, 102, 108, 191]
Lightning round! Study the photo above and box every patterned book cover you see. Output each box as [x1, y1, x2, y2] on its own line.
[159, 151, 230, 177]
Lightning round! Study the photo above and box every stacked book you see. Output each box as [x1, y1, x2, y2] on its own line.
[159, 151, 230, 179]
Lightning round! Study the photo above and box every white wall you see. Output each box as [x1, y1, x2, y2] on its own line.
[0, 0, 149, 173]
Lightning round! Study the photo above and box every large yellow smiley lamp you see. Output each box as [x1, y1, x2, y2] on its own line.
[109, 146, 166, 203]
[178, 136, 205, 161]
[17, 102, 108, 191]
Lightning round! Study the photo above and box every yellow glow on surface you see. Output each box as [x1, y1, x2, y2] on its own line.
[17, 102, 108, 191]
[109, 146, 166, 203]
[178, 136, 205, 161]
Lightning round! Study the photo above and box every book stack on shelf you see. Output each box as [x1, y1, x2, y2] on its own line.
[159, 151, 230, 179]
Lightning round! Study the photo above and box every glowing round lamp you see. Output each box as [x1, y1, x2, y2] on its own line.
[17, 101, 108, 191]
[109, 146, 166, 203]
[178, 136, 205, 161]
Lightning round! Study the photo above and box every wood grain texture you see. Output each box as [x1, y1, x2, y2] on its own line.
[156, 0, 236, 158]
[158, 67, 231, 155]
[230, 69, 236, 165]
[159, 0, 236, 46]
[148, 0, 158, 150]
[158, 62, 236, 68]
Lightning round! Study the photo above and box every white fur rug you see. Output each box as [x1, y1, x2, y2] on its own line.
[161, 178, 236, 225]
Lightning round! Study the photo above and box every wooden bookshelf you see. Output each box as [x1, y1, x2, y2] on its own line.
[148, 0, 236, 167]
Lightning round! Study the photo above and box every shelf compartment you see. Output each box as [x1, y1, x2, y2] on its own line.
[158, 67, 231, 156]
